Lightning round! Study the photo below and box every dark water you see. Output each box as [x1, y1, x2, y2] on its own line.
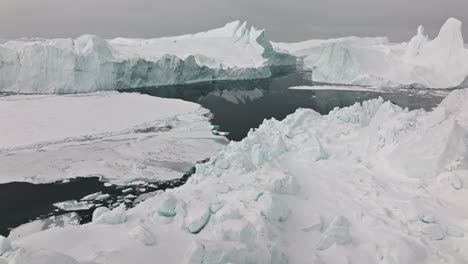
[125, 70, 445, 141]
[0, 164, 200, 236]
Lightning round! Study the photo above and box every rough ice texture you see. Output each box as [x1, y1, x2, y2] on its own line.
[0, 236, 11, 255]
[0, 21, 295, 93]
[6, 89, 468, 263]
[92, 206, 127, 225]
[273, 17, 468, 89]
[0, 92, 227, 183]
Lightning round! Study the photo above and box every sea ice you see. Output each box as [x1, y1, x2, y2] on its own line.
[53, 200, 93, 211]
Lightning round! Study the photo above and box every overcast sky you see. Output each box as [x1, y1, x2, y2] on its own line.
[0, 0, 467, 42]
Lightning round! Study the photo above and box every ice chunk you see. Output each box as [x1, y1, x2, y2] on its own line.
[95, 194, 111, 201]
[122, 188, 133, 193]
[271, 173, 300, 194]
[422, 224, 445, 240]
[185, 205, 211, 234]
[421, 215, 436, 224]
[213, 206, 242, 224]
[251, 144, 271, 168]
[128, 225, 157, 246]
[316, 216, 352, 251]
[213, 220, 256, 246]
[81, 191, 102, 201]
[53, 200, 93, 211]
[258, 193, 289, 223]
[92, 206, 127, 225]
[92, 207, 110, 221]
[209, 201, 224, 214]
[0, 236, 12, 255]
[157, 193, 177, 217]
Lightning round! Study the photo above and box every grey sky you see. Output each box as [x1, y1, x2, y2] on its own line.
[0, 0, 467, 42]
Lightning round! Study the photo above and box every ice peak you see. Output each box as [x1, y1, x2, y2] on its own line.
[222, 20, 266, 42]
[417, 25, 425, 36]
[436, 17, 463, 44]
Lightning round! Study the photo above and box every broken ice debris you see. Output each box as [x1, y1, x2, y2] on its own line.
[157, 193, 177, 217]
[81, 192, 102, 201]
[53, 200, 93, 211]
[213, 219, 256, 246]
[258, 193, 289, 223]
[316, 216, 352, 250]
[185, 205, 211, 234]
[95, 194, 111, 201]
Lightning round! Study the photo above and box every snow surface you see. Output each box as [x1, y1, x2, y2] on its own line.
[5, 88, 468, 264]
[274, 18, 468, 89]
[0, 21, 295, 93]
[0, 93, 227, 183]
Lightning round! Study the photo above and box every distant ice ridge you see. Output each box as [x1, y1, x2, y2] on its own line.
[0, 21, 295, 93]
[6, 89, 468, 263]
[273, 17, 468, 89]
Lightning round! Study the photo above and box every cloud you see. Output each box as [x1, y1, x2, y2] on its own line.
[0, 0, 466, 42]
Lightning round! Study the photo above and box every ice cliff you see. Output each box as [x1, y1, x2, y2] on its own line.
[274, 17, 468, 89]
[0, 21, 295, 93]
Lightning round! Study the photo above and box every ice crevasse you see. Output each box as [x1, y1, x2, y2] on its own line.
[5, 89, 468, 264]
[0, 21, 295, 93]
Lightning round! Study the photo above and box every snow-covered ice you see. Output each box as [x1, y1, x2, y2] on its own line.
[5, 88, 468, 263]
[274, 18, 468, 89]
[0, 92, 227, 183]
[0, 21, 295, 93]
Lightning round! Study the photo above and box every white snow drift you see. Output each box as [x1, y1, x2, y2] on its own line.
[0, 21, 295, 93]
[274, 18, 468, 89]
[0, 93, 227, 183]
[5, 89, 468, 264]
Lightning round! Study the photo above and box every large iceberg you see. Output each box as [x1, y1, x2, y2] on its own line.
[6, 89, 468, 263]
[0, 21, 295, 93]
[273, 18, 468, 89]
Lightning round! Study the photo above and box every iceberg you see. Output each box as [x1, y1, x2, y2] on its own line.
[273, 17, 468, 89]
[0, 21, 295, 94]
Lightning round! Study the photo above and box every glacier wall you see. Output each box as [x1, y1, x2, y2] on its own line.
[0, 21, 296, 94]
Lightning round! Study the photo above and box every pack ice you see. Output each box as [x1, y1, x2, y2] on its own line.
[0, 21, 295, 93]
[274, 18, 468, 89]
[5, 89, 468, 264]
[0, 93, 227, 183]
